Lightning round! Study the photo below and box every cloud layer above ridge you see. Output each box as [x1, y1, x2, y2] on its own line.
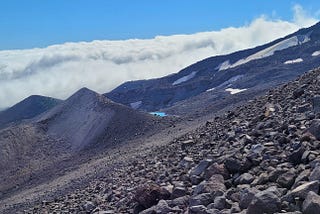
[0, 5, 318, 109]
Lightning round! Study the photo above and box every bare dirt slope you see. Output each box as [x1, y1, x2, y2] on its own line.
[0, 87, 168, 206]
[35, 87, 162, 150]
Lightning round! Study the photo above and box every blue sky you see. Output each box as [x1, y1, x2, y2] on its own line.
[1, 0, 320, 50]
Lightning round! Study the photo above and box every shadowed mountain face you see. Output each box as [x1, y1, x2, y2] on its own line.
[0, 87, 164, 195]
[105, 22, 320, 114]
[0, 95, 61, 129]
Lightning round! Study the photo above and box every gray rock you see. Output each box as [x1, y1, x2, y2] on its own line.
[190, 159, 212, 176]
[167, 196, 189, 208]
[204, 162, 230, 180]
[193, 174, 225, 196]
[293, 88, 304, 99]
[298, 103, 311, 113]
[83, 201, 96, 213]
[307, 119, 320, 140]
[134, 184, 170, 208]
[225, 158, 242, 174]
[140, 200, 178, 214]
[93, 211, 115, 214]
[310, 164, 320, 181]
[189, 205, 210, 214]
[189, 193, 213, 206]
[292, 169, 310, 189]
[301, 150, 311, 163]
[284, 212, 303, 214]
[179, 156, 193, 169]
[312, 95, 320, 113]
[234, 173, 254, 185]
[289, 147, 305, 165]
[290, 181, 319, 199]
[171, 186, 186, 199]
[230, 202, 241, 213]
[265, 186, 282, 197]
[276, 170, 296, 189]
[250, 144, 264, 154]
[190, 175, 202, 185]
[181, 140, 194, 150]
[254, 172, 269, 185]
[268, 168, 287, 182]
[247, 189, 281, 214]
[239, 187, 259, 209]
[302, 191, 320, 214]
[213, 196, 226, 210]
[225, 157, 252, 174]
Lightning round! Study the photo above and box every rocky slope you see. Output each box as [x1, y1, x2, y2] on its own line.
[0, 95, 61, 129]
[21, 67, 320, 214]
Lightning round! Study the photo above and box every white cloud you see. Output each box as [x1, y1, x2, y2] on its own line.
[0, 4, 318, 109]
[293, 4, 319, 26]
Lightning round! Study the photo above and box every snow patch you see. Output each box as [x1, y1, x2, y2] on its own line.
[217, 60, 231, 71]
[130, 101, 142, 109]
[218, 75, 244, 87]
[219, 35, 310, 70]
[312, 51, 320, 56]
[225, 88, 247, 95]
[206, 88, 215, 92]
[284, 58, 303, 64]
[172, 71, 197, 85]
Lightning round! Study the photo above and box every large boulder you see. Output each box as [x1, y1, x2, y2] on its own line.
[289, 147, 306, 165]
[247, 189, 281, 214]
[189, 193, 213, 207]
[225, 157, 252, 174]
[189, 205, 214, 214]
[134, 184, 170, 209]
[310, 164, 320, 181]
[239, 187, 259, 209]
[290, 181, 319, 200]
[171, 186, 187, 199]
[167, 196, 189, 208]
[302, 191, 320, 214]
[312, 95, 320, 113]
[276, 170, 296, 189]
[225, 158, 243, 174]
[307, 119, 320, 140]
[193, 174, 225, 196]
[140, 200, 180, 214]
[190, 159, 212, 176]
[234, 173, 254, 185]
[204, 163, 230, 180]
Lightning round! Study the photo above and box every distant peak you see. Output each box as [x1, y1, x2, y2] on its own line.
[77, 87, 94, 92]
[26, 95, 53, 100]
[66, 87, 101, 103]
[73, 87, 97, 96]
[16, 95, 60, 105]
[27, 95, 42, 99]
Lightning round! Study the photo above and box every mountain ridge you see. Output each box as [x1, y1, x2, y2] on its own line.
[105, 21, 320, 114]
[0, 95, 61, 129]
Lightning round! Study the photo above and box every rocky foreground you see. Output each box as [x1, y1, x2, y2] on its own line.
[28, 68, 320, 213]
